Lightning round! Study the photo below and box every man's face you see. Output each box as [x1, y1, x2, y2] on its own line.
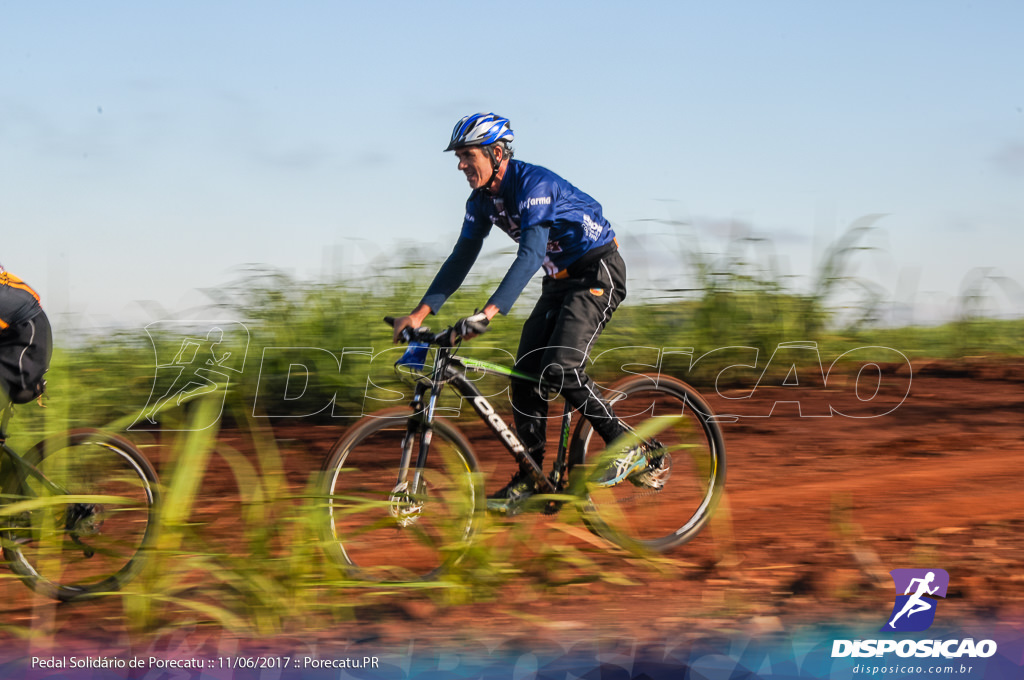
[454, 147, 492, 190]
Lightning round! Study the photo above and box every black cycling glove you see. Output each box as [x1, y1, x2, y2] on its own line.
[454, 311, 490, 339]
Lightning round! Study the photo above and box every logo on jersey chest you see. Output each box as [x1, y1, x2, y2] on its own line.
[489, 196, 558, 255]
[518, 196, 552, 211]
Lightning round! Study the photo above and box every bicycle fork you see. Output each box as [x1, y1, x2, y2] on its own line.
[390, 381, 459, 527]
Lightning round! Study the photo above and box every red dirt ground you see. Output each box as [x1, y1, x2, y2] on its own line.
[3, 357, 1023, 659]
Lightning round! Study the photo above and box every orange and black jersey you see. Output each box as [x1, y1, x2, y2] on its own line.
[0, 271, 43, 331]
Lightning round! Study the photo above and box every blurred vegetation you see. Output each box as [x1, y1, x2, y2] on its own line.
[9, 217, 1019, 437]
[2, 218, 1021, 641]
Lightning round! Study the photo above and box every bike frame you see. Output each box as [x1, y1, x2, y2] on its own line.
[398, 344, 574, 496]
[0, 406, 68, 497]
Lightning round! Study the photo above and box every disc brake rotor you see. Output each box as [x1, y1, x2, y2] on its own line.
[388, 481, 426, 527]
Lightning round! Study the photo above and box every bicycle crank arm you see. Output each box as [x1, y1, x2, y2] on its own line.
[69, 535, 96, 559]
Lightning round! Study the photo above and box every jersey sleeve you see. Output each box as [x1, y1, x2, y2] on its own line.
[459, 196, 491, 240]
[419, 197, 491, 314]
[486, 223, 549, 314]
[419, 235, 485, 314]
[483, 172, 560, 314]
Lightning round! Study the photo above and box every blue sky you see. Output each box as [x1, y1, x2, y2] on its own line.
[3, 1, 1022, 328]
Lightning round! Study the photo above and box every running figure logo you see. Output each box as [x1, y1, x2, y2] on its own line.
[131, 321, 249, 431]
[881, 568, 950, 632]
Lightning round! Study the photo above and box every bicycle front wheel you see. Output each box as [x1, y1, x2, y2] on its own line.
[1, 430, 160, 601]
[569, 374, 726, 553]
[318, 407, 482, 582]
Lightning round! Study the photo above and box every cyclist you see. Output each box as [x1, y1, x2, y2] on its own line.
[392, 113, 669, 510]
[0, 265, 52, 407]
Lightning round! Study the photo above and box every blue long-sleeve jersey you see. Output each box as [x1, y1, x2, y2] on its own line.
[420, 159, 617, 315]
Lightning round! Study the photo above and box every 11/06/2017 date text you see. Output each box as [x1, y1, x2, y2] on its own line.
[218, 656, 380, 670]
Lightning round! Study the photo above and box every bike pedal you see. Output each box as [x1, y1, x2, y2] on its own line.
[486, 498, 524, 517]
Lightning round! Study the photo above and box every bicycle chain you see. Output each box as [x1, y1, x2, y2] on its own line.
[614, 487, 663, 505]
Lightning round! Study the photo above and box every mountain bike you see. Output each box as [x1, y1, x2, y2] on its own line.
[0, 404, 160, 601]
[318, 319, 726, 581]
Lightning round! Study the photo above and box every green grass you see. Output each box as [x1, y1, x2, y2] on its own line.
[1, 218, 1020, 640]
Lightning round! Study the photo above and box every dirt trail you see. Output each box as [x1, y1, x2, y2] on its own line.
[2, 358, 1022, 654]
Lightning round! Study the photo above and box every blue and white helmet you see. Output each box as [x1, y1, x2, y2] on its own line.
[444, 112, 514, 152]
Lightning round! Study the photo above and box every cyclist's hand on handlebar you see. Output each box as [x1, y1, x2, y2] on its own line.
[453, 310, 490, 341]
[389, 306, 430, 343]
[390, 315, 418, 343]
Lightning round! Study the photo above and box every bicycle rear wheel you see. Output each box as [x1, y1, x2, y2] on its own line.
[318, 407, 482, 581]
[1, 430, 159, 601]
[569, 374, 726, 553]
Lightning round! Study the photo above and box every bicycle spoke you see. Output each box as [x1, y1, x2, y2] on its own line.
[319, 410, 480, 581]
[571, 376, 726, 552]
[2, 432, 159, 601]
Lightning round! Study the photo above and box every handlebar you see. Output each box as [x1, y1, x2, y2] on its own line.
[384, 316, 460, 347]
